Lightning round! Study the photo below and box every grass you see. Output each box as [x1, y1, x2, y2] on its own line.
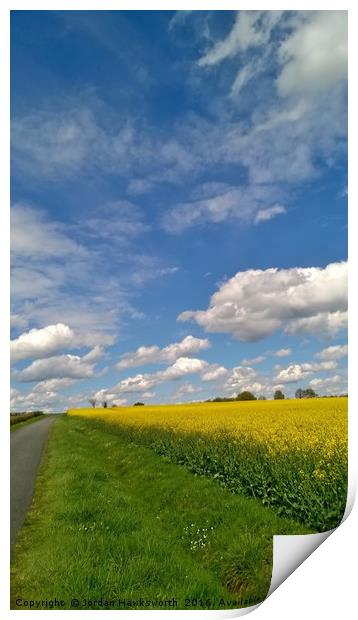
[11, 415, 309, 610]
[10, 414, 50, 432]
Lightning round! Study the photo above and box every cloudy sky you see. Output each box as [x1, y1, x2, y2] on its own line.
[10, 10, 348, 411]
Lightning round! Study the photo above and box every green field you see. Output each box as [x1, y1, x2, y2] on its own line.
[11, 415, 309, 610]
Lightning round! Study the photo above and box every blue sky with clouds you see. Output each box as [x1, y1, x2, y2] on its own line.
[10, 10, 348, 410]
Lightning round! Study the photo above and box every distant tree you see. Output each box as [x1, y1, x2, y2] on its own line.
[258, 395, 266, 400]
[295, 388, 318, 399]
[88, 398, 97, 408]
[274, 390, 285, 400]
[236, 391, 256, 401]
[303, 388, 318, 399]
[102, 401, 107, 408]
[133, 401, 144, 406]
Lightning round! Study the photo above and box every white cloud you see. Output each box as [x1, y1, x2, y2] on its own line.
[160, 357, 208, 381]
[168, 10, 193, 31]
[240, 381, 265, 395]
[12, 108, 105, 178]
[241, 355, 265, 365]
[83, 201, 150, 241]
[285, 311, 348, 339]
[179, 261, 347, 341]
[161, 185, 285, 233]
[10, 314, 29, 329]
[10, 377, 78, 412]
[10, 203, 148, 344]
[32, 378, 76, 393]
[277, 11, 347, 98]
[198, 11, 280, 66]
[11, 204, 84, 258]
[315, 344, 348, 361]
[275, 360, 337, 384]
[11, 388, 59, 412]
[171, 382, 202, 401]
[98, 356, 209, 400]
[11, 323, 75, 362]
[201, 364, 228, 382]
[309, 374, 347, 395]
[231, 62, 257, 97]
[274, 348, 292, 357]
[117, 335, 210, 368]
[224, 366, 257, 391]
[15, 346, 104, 383]
[254, 205, 286, 224]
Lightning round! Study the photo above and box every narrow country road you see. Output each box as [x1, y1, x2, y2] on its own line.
[10, 415, 55, 547]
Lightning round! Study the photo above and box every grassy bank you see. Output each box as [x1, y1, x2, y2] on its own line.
[11, 415, 309, 610]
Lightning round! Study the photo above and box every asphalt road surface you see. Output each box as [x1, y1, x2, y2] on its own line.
[10, 416, 55, 547]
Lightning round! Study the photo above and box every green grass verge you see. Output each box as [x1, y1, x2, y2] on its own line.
[10, 414, 50, 432]
[11, 416, 309, 610]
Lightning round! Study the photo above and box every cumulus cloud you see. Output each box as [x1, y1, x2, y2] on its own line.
[98, 356, 209, 399]
[274, 348, 292, 357]
[277, 11, 347, 99]
[275, 360, 337, 384]
[160, 357, 208, 381]
[201, 364, 228, 382]
[179, 261, 347, 341]
[11, 323, 75, 362]
[10, 377, 80, 412]
[224, 366, 257, 391]
[309, 374, 347, 395]
[285, 311, 348, 338]
[117, 335, 210, 368]
[315, 343, 348, 361]
[15, 346, 104, 383]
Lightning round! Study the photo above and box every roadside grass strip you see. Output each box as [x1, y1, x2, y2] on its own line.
[10, 414, 51, 433]
[11, 416, 309, 610]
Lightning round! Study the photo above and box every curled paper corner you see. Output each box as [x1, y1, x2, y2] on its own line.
[266, 475, 356, 600]
[210, 484, 356, 619]
[267, 529, 334, 597]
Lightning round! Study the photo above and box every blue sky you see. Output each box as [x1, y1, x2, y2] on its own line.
[10, 10, 348, 410]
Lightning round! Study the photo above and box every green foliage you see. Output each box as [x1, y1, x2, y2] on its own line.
[295, 388, 318, 399]
[236, 391, 257, 401]
[274, 390, 285, 400]
[94, 421, 347, 532]
[10, 411, 43, 427]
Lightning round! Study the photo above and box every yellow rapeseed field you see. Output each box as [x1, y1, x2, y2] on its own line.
[68, 398, 348, 530]
[68, 397, 347, 456]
